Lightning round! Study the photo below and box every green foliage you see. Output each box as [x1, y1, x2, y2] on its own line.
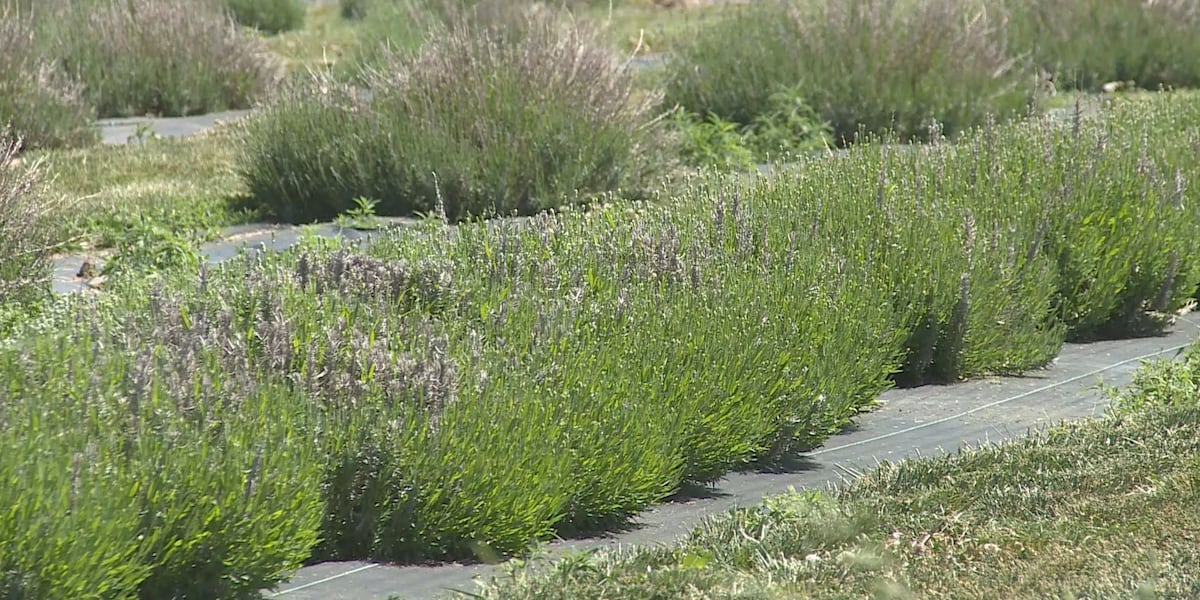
[743, 84, 833, 159]
[224, 0, 306, 34]
[1103, 342, 1200, 413]
[665, 0, 1036, 144]
[334, 196, 384, 230]
[671, 87, 832, 170]
[1005, 0, 1200, 92]
[238, 13, 672, 223]
[100, 219, 203, 281]
[670, 110, 756, 171]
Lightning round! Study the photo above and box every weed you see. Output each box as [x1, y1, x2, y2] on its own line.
[334, 196, 384, 230]
[100, 219, 203, 282]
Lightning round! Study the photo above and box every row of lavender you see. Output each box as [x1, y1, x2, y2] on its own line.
[3, 93, 1200, 598]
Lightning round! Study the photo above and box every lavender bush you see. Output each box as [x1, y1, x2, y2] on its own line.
[224, 0, 306, 34]
[3, 91, 1199, 584]
[1004, 0, 1200, 92]
[25, 0, 278, 119]
[0, 131, 61, 307]
[665, 0, 1035, 144]
[0, 12, 96, 151]
[238, 11, 673, 223]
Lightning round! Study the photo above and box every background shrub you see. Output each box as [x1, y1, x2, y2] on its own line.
[29, 0, 279, 118]
[0, 12, 96, 151]
[224, 0, 306, 34]
[1005, 0, 1200, 92]
[665, 0, 1036, 144]
[239, 12, 673, 223]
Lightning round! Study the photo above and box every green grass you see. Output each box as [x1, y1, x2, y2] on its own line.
[28, 128, 261, 250]
[471, 341, 1200, 599]
[587, 3, 731, 54]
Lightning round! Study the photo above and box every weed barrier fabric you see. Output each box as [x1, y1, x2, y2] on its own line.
[266, 315, 1200, 600]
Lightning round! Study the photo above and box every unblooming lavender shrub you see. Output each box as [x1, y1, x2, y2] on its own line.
[30, 0, 279, 118]
[0, 341, 149, 599]
[7, 90, 1200, 580]
[339, 0, 609, 74]
[238, 11, 673, 224]
[0, 12, 96, 151]
[665, 0, 1035, 144]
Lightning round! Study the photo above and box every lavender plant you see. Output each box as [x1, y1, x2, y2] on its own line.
[4, 90, 1200, 581]
[1004, 0, 1200, 92]
[665, 0, 1035, 145]
[26, 0, 278, 118]
[238, 11, 672, 223]
[0, 131, 61, 308]
[0, 12, 96, 151]
[223, 0, 305, 34]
